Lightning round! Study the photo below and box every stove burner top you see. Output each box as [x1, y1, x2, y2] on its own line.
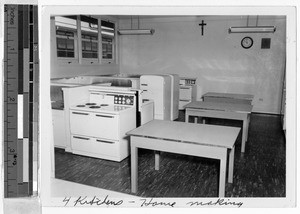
[89, 106, 101, 109]
[100, 104, 109, 106]
[85, 103, 96, 105]
[76, 105, 85, 107]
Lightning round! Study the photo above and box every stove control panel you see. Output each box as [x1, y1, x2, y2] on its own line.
[114, 95, 134, 105]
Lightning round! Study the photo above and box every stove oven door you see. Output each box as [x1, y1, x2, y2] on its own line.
[91, 113, 119, 140]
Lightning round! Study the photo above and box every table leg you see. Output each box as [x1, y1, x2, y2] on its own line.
[194, 117, 198, 124]
[246, 114, 250, 141]
[241, 119, 247, 153]
[131, 145, 138, 193]
[155, 151, 160, 170]
[185, 112, 189, 123]
[228, 146, 235, 183]
[219, 156, 227, 197]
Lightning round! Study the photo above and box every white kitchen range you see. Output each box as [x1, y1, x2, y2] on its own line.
[69, 86, 137, 161]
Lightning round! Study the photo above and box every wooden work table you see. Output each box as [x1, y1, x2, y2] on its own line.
[127, 120, 240, 197]
[185, 101, 253, 153]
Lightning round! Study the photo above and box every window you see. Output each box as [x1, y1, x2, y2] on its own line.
[55, 16, 78, 59]
[80, 16, 99, 59]
[101, 20, 115, 61]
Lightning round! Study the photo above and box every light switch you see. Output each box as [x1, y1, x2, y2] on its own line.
[261, 38, 271, 49]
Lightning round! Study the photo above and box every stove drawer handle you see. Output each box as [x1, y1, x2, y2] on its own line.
[72, 112, 89, 115]
[95, 114, 114, 118]
[180, 87, 191, 90]
[73, 136, 90, 140]
[96, 139, 115, 144]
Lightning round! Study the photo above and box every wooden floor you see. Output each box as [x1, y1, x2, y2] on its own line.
[55, 111, 286, 197]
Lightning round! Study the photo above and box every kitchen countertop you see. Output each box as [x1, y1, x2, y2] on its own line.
[51, 100, 64, 110]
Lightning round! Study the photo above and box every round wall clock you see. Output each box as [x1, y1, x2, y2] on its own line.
[241, 36, 253, 49]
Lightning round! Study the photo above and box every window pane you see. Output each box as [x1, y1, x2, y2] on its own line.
[82, 52, 88, 58]
[102, 36, 113, 59]
[67, 51, 75, 57]
[92, 53, 98, 58]
[57, 38, 66, 49]
[57, 51, 66, 57]
[82, 41, 86, 51]
[101, 20, 115, 37]
[85, 42, 92, 51]
[66, 39, 74, 50]
[91, 42, 98, 51]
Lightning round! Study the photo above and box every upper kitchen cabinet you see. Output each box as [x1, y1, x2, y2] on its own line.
[100, 19, 116, 64]
[80, 15, 99, 64]
[51, 15, 117, 65]
[53, 16, 79, 64]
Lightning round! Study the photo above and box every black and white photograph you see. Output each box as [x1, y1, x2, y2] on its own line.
[51, 13, 286, 198]
[0, 0, 298, 213]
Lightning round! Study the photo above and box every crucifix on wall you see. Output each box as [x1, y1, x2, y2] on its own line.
[199, 20, 207, 36]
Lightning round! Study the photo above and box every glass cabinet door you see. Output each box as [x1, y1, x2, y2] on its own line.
[80, 15, 99, 60]
[55, 16, 78, 59]
[101, 20, 115, 61]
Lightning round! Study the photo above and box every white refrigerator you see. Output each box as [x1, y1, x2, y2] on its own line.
[140, 75, 172, 120]
[164, 74, 180, 120]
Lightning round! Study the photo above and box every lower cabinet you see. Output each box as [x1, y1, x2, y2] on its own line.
[52, 109, 67, 149]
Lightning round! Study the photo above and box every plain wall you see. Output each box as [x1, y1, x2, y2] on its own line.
[118, 16, 286, 114]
